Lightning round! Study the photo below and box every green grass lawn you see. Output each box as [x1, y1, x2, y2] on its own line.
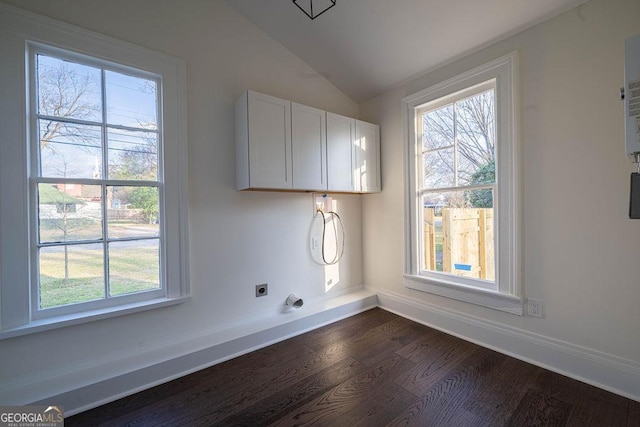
[39, 244, 159, 308]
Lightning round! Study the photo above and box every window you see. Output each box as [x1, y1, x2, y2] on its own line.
[0, 6, 189, 337]
[417, 82, 497, 285]
[402, 53, 522, 314]
[32, 49, 165, 316]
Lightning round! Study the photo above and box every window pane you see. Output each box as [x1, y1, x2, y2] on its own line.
[39, 120, 102, 179]
[38, 183, 102, 243]
[455, 90, 495, 185]
[422, 191, 494, 281]
[465, 186, 494, 209]
[37, 54, 102, 122]
[422, 104, 454, 151]
[107, 186, 160, 238]
[105, 71, 157, 129]
[109, 240, 160, 296]
[39, 243, 105, 308]
[107, 128, 158, 180]
[423, 148, 455, 188]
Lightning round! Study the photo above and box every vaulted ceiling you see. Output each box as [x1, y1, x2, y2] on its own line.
[227, 0, 590, 102]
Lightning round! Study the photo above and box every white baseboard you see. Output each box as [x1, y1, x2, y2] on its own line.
[372, 287, 640, 402]
[28, 289, 377, 416]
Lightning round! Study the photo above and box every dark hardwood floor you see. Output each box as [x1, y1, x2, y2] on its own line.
[67, 308, 639, 426]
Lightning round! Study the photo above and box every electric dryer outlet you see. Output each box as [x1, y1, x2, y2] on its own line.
[255, 284, 268, 297]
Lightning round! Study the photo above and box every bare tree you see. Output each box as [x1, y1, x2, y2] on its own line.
[455, 91, 495, 168]
[422, 90, 495, 185]
[108, 135, 158, 181]
[38, 57, 101, 150]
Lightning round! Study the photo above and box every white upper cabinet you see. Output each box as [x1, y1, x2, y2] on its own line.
[236, 90, 380, 193]
[236, 91, 292, 189]
[326, 112, 355, 192]
[355, 120, 381, 193]
[291, 102, 326, 191]
[327, 114, 381, 193]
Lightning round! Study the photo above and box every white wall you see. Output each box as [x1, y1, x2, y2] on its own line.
[0, 0, 364, 408]
[360, 0, 640, 397]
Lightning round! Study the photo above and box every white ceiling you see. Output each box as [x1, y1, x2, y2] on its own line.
[227, 0, 590, 103]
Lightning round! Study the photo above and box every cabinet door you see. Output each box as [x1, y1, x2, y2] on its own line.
[326, 112, 355, 192]
[248, 91, 292, 188]
[355, 120, 381, 193]
[291, 102, 326, 190]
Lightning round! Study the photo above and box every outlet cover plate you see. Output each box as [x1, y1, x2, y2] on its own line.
[255, 284, 268, 297]
[527, 298, 543, 318]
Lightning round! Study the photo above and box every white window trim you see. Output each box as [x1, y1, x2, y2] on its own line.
[401, 52, 522, 315]
[0, 4, 190, 338]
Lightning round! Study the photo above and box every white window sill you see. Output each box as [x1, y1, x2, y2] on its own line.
[404, 274, 523, 315]
[0, 296, 190, 340]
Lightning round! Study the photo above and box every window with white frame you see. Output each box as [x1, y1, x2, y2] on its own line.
[31, 47, 166, 317]
[0, 5, 189, 336]
[402, 53, 522, 314]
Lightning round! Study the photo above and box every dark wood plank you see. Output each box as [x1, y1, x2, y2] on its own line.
[347, 315, 418, 346]
[628, 400, 640, 426]
[532, 370, 630, 427]
[506, 388, 573, 427]
[566, 399, 629, 427]
[354, 321, 430, 367]
[268, 354, 415, 426]
[388, 400, 488, 427]
[535, 369, 631, 408]
[393, 331, 478, 396]
[388, 346, 503, 426]
[212, 357, 366, 426]
[305, 315, 420, 369]
[301, 307, 398, 351]
[394, 326, 449, 361]
[345, 381, 417, 427]
[463, 356, 542, 424]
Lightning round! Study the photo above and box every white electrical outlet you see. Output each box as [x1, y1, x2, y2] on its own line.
[527, 298, 543, 318]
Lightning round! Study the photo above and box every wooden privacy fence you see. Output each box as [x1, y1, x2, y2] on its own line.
[424, 208, 494, 280]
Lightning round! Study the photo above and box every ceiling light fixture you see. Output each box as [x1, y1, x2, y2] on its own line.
[293, 0, 336, 20]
